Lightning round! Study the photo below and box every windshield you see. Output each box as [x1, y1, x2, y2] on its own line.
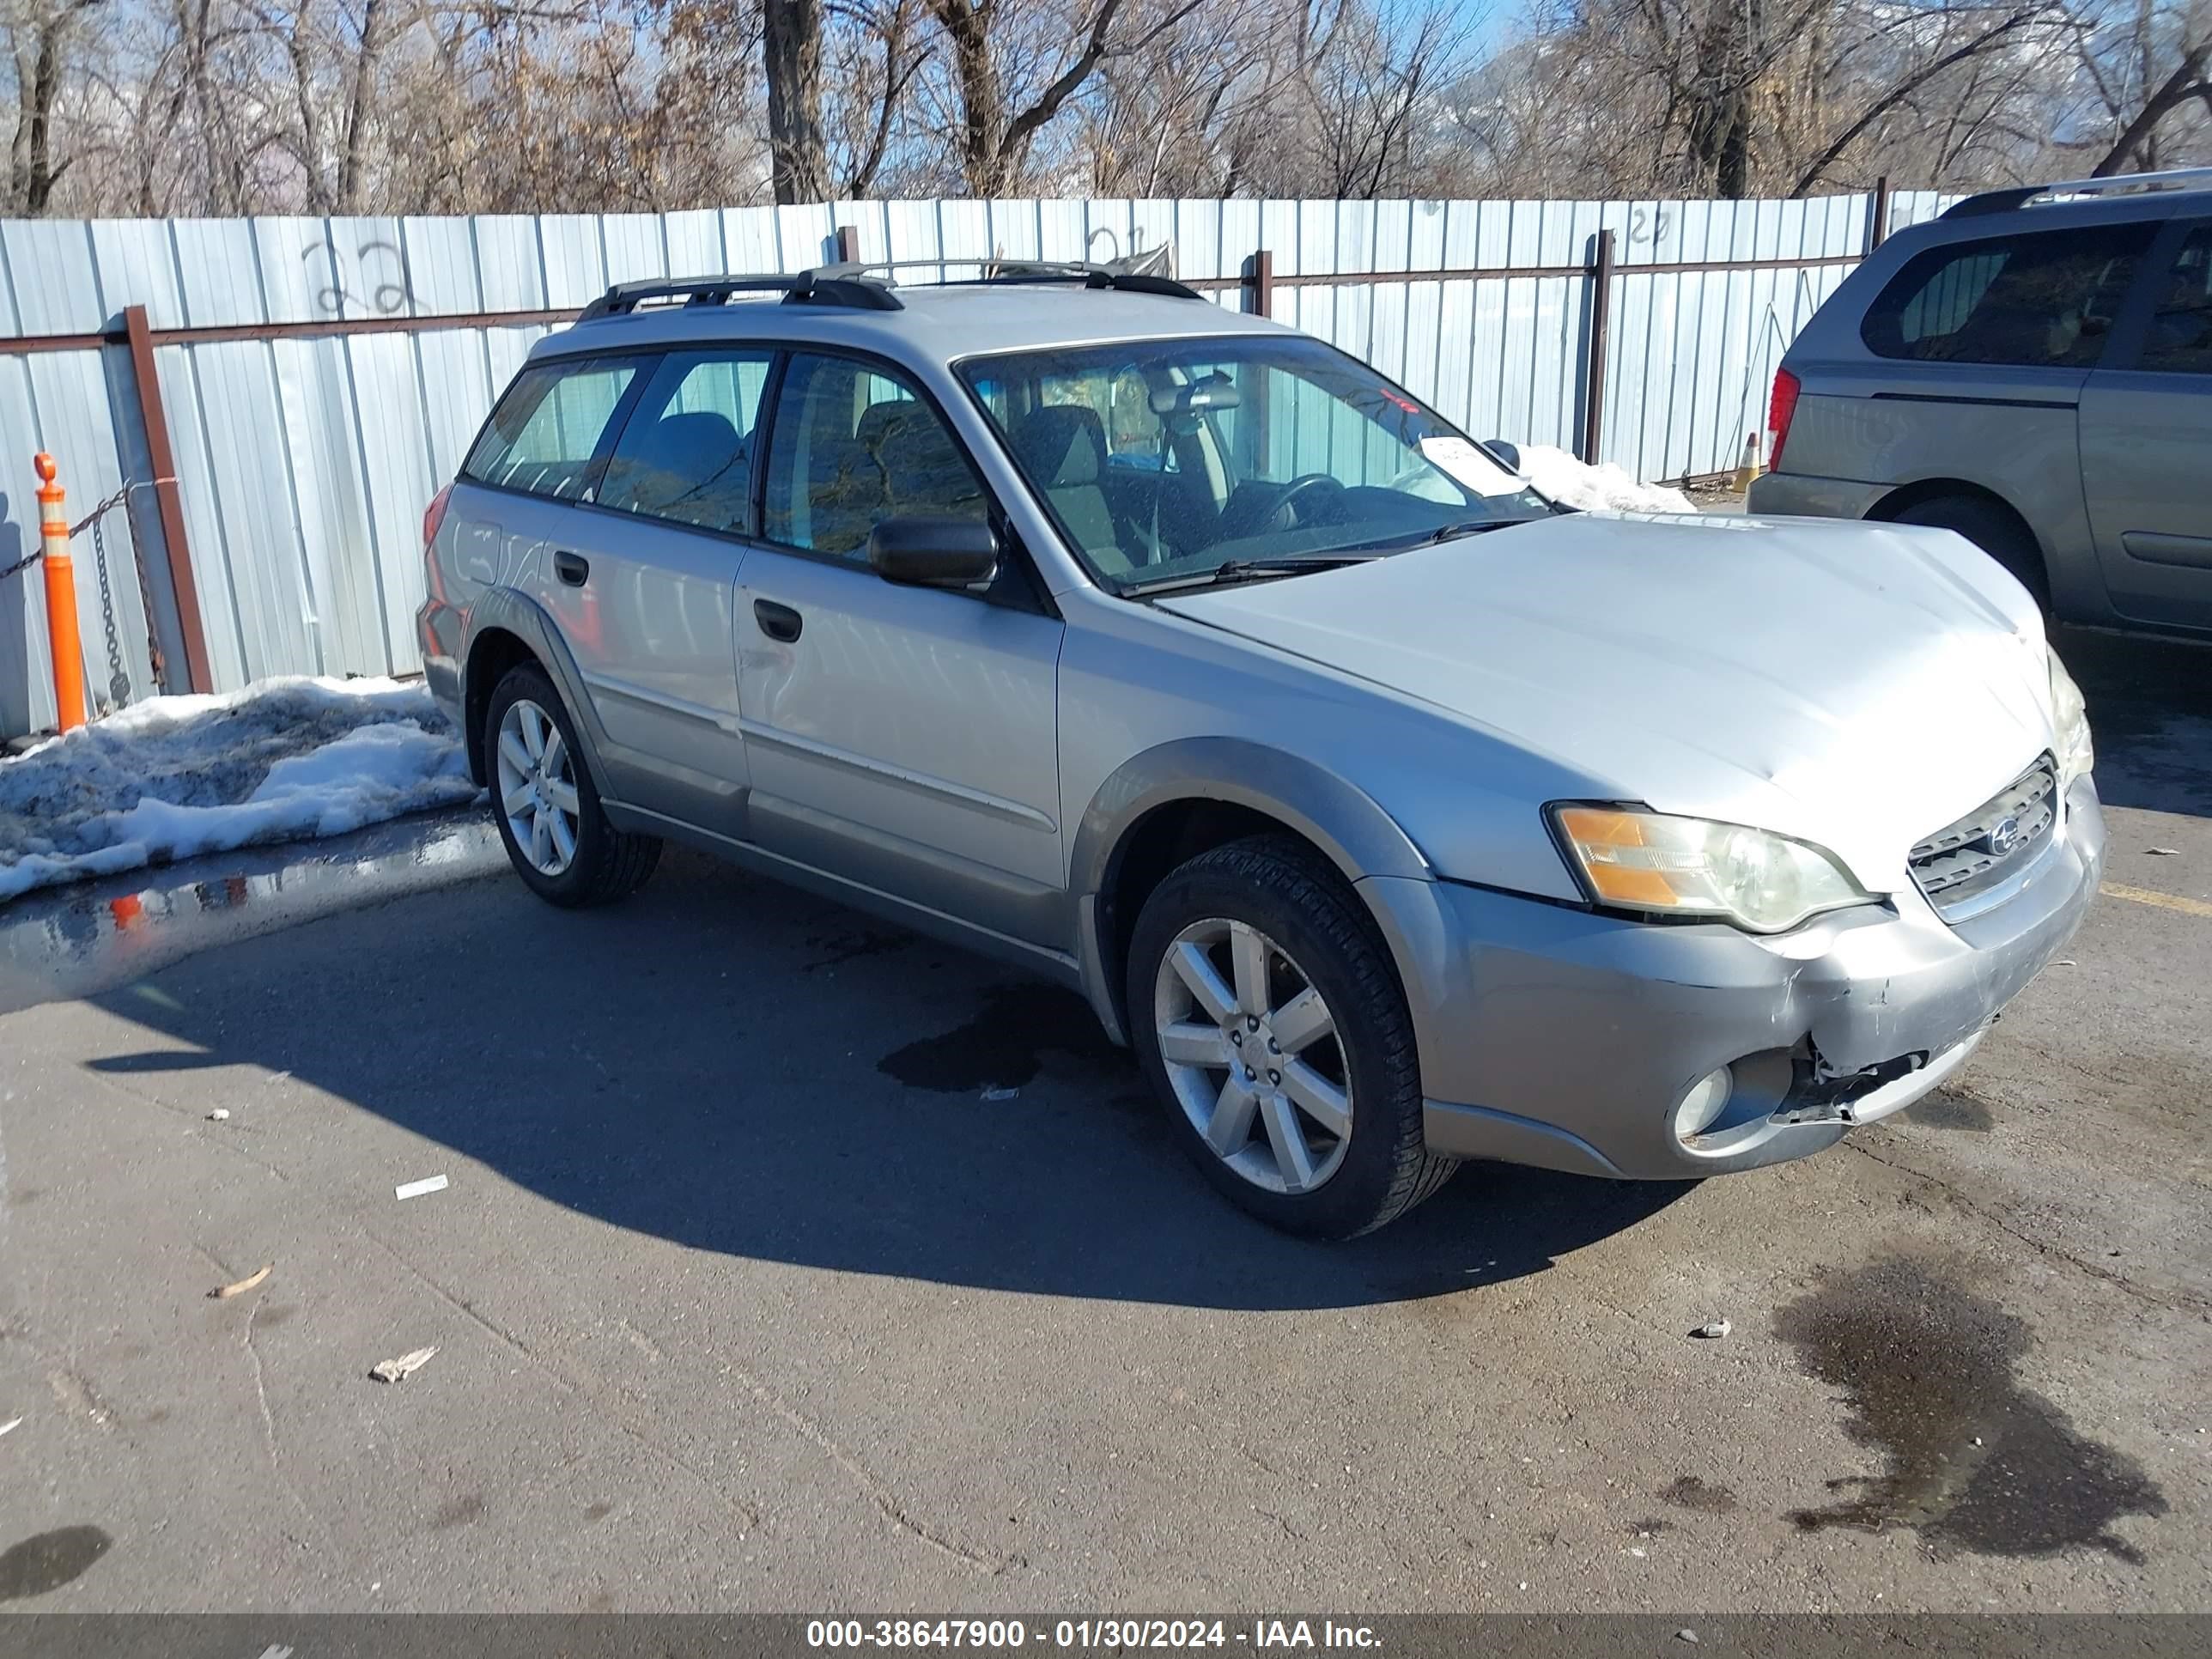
[958, 334, 1554, 592]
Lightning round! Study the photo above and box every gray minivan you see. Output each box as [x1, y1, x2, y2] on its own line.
[1748, 167, 2212, 635]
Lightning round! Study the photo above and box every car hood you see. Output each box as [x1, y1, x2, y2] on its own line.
[1155, 512, 2057, 891]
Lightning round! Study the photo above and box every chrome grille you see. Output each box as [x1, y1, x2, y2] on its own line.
[1908, 755, 2059, 916]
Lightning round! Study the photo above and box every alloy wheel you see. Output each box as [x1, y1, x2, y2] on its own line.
[495, 697, 580, 878]
[1152, 917, 1352, 1194]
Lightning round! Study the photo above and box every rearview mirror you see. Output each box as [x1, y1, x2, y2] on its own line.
[1148, 373, 1241, 420]
[868, 516, 1000, 588]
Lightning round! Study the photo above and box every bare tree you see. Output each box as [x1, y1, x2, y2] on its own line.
[763, 0, 828, 201]
[5, 0, 106, 210]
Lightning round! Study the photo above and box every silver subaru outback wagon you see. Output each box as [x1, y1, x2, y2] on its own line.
[418, 260, 2103, 1237]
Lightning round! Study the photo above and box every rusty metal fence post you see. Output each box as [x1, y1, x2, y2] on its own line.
[1243, 250, 1274, 318]
[1581, 228, 1617, 465]
[122, 304, 213, 694]
[1868, 177, 1893, 253]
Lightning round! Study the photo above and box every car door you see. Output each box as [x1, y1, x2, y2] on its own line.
[2081, 218, 2212, 630]
[736, 349, 1067, 950]
[577, 348, 777, 833]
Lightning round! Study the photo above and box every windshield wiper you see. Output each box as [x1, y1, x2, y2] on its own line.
[1121, 553, 1382, 597]
[1352, 518, 1526, 553]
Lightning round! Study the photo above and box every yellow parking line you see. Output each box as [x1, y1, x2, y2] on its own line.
[2101, 882, 2212, 919]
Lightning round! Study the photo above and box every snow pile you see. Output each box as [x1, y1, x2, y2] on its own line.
[1, 677, 480, 902]
[1516, 444, 1698, 515]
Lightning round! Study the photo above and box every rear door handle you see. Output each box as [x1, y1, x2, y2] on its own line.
[754, 598, 803, 642]
[552, 550, 589, 586]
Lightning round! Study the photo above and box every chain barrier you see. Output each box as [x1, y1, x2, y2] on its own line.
[2, 476, 176, 709]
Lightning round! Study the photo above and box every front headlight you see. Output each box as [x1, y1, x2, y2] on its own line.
[2049, 649, 2094, 786]
[1549, 805, 1869, 933]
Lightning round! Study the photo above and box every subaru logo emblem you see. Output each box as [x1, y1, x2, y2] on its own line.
[1988, 816, 2021, 856]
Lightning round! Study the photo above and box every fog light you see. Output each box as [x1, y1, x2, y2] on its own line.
[1672, 1066, 1735, 1144]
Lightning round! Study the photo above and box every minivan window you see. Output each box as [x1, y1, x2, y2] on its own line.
[762, 354, 987, 562]
[462, 359, 641, 501]
[1861, 224, 2154, 368]
[597, 350, 775, 532]
[2136, 223, 2212, 374]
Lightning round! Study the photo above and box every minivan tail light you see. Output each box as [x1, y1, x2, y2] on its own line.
[422, 483, 453, 547]
[1767, 368, 1801, 471]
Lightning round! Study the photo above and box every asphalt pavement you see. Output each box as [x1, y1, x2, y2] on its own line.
[0, 626, 2207, 1613]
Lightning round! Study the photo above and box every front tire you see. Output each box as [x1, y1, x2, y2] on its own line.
[1127, 836, 1456, 1237]
[484, 664, 661, 908]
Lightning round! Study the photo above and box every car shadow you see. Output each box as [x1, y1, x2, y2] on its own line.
[2055, 624, 2212, 818]
[81, 843, 1688, 1314]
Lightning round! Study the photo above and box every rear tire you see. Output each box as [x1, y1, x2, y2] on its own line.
[484, 664, 661, 908]
[1892, 495, 2049, 610]
[1127, 835, 1455, 1237]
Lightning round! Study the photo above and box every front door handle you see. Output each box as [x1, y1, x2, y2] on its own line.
[754, 598, 803, 643]
[552, 550, 589, 586]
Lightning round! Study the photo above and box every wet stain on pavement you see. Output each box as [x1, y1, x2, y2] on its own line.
[0, 1526, 113, 1601]
[583, 1502, 614, 1522]
[430, 1494, 487, 1532]
[1913, 1091, 1996, 1132]
[1661, 1475, 1738, 1514]
[877, 982, 1119, 1093]
[1776, 1256, 2166, 1560]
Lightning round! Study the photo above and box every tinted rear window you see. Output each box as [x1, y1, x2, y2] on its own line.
[1861, 224, 2154, 368]
[2137, 222, 2212, 374]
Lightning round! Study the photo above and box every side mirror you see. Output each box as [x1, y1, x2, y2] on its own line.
[868, 515, 1000, 588]
[1479, 438, 1523, 475]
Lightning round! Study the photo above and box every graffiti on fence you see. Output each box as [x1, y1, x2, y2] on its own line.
[300, 239, 419, 317]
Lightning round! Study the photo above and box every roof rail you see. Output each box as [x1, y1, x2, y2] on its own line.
[819, 257, 1206, 302]
[1943, 166, 2212, 220]
[576, 270, 902, 322]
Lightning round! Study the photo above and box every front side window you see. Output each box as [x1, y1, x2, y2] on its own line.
[2136, 223, 2212, 374]
[762, 354, 987, 562]
[597, 350, 775, 532]
[959, 334, 1553, 589]
[1861, 224, 2154, 368]
[462, 358, 641, 501]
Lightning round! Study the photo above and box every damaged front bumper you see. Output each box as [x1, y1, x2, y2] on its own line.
[1363, 778, 2105, 1181]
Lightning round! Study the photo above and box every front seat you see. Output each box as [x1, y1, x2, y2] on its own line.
[1012, 405, 1127, 573]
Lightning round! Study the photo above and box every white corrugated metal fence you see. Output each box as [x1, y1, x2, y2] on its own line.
[0, 190, 1951, 738]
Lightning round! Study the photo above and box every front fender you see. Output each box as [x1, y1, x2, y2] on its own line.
[1066, 737, 1432, 1044]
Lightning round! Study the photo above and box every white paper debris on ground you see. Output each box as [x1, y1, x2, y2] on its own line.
[0, 677, 480, 904]
[394, 1174, 449, 1201]
[2148, 848, 2181, 856]
[0, 1415, 21, 1437]
[1514, 444, 1698, 515]
[981, 1086, 1020, 1101]
[1692, 1318, 1732, 1340]
[369, 1346, 438, 1383]
[207, 1109, 230, 1121]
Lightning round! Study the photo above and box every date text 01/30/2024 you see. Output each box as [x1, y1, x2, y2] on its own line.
[805, 1620, 1382, 1650]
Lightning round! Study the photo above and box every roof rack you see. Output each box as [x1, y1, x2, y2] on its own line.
[1943, 166, 2212, 219]
[818, 257, 1206, 302]
[576, 270, 902, 321]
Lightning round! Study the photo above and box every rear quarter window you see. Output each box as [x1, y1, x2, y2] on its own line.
[1860, 223, 2156, 369]
[462, 359, 641, 501]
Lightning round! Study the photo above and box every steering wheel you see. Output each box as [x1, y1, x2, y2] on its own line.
[1250, 473, 1348, 532]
